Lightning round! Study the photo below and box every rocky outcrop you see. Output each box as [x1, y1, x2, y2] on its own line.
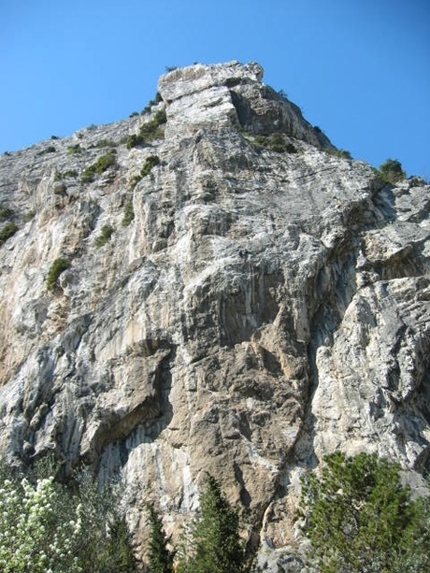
[0, 61, 429, 568]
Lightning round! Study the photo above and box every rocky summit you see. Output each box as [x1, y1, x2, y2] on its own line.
[0, 61, 429, 569]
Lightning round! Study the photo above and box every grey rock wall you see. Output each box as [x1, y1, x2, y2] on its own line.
[0, 61, 429, 567]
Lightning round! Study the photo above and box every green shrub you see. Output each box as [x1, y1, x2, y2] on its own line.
[0, 222, 18, 245]
[141, 92, 163, 114]
[0, 205, 14, 222]
[63, 169, 78, 178]
[377, 158, 406, 184]
[46, 257, 70, 291]
[81, 170, 95, 184]
[38, 145, 56, 155]
[269, 133, 297, 153]
[54, 169, 78, 180]
[248, 132, 297, 153]
[126, 134, 143, 150]
[95, 224, 114, 248]
[0, 471, 82, 572]
[328, 148, 352, 160]
[81, 151, 117, 183]
[94, 139, 116, 148]
[141, 155, 160, 175]
[68, 144, 82, 154]
[300, 451, 430, 572]
[122, 201, 135, 226]
[130, 173, 142, 190]
[269, 132, 286, 152]
[334, 148, 352, 159]
[131, 156, 160, 189]
[93, 150, 117, 173]
[127, 110, 167, 149]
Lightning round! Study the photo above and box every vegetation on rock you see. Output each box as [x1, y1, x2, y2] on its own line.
[81, 150, 117, 183]
[245, 131, 297, 153]
[330, 148, 352, 159]
[141, 92, 163, 114]
[122, 200, 135, 226]
[377, 158, 406, 184]
[0, 222, 18, 245]
[46, 257, 70, 291]
[126, 110, 167, 149]
[0, 204, 14, 221]
[68, 143, 82, 155]
[131, 155, 160, 189]
[62, 169, 79, 178]
[38, 145, 56, 155]
[93, 138, 116, 148]
[95, 224, 114, 248]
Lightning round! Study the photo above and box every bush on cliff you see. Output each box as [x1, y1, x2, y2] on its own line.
[46, 256, 70, 291]
[377, 158, 406, 184]
[0, 222, 18, 245]
[126, 110, 167, 149]
[81, 150, 117, 183]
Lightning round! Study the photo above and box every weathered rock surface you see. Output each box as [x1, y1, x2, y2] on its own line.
[0, 61, 429, 568]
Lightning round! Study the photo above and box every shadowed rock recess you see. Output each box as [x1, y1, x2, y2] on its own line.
[1, 61, 429, 569]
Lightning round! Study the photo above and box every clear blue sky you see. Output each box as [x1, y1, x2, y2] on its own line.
[2, 0, 429, 177]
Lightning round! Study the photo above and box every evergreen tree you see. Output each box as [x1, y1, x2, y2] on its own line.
[178, 475, 247, 573]
[72, 471, 137, 573]
[300, 451, 430, 573]
[147, 503, 175, 573]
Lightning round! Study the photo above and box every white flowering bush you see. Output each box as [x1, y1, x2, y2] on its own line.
[0, 460, 137, 573]
[0, 475, 82, 572]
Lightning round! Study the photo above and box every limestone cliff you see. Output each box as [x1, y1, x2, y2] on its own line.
[0, 61, 429, 569]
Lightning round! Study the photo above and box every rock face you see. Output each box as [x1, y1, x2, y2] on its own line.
[0, 61, 429, 568]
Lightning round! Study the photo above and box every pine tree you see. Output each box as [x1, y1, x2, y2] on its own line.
[147, 503, 175, 573]
[179, 475, 247, 573]
[300, 451, 430, 572]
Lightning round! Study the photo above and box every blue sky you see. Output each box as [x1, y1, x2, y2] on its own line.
[2, 0, 429, 178]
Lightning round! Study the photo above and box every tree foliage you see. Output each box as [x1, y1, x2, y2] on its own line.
[300, 451, 430, 573]
[147, 503, 175, 573]
[71, 470, 137, 573]
[0, 459, 137, 573]
[378, 158, 406, 184]
[46, 256, 70, 291]
[178, 475, 247, 573]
